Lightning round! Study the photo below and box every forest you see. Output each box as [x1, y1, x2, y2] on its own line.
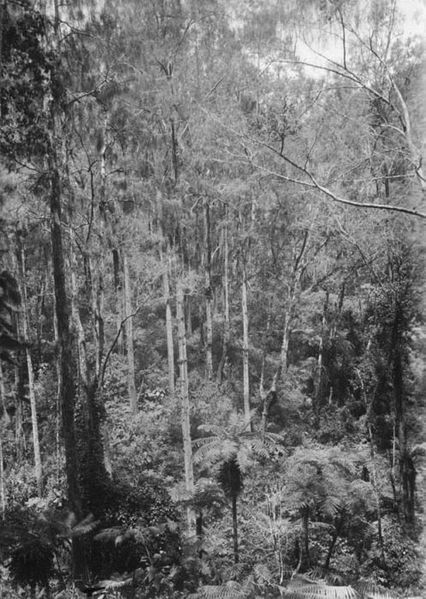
[0, 0, 425, 597]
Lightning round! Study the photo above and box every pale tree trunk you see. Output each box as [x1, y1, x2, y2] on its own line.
[112, 249, 124, 354]
[356, 368, 386, 566]
[161, 246, 175, 395]
[0, 361, 7, 518]
[241, 261, 250, 427]
[176, 279, 195, 532]
[204, 201, 213, 379]
[87, 257, 103, 378]
[18, 242, 43, 496]
[0, 361, 9, 425]
[52, 292, 61, 484]
[123, 254, 137, 414]
[0, 422, 5, 519]
[314, 291, 329, 412]
[217, 218, 230, 383]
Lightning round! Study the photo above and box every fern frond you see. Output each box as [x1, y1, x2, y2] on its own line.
[284, 584, 358, 599]
[193, 581, 247, 599]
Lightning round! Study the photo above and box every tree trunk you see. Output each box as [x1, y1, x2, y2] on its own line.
[204, 201, 213, 379]
[49, 161, 82, 527]
[123, 254, 137, 414]
[217, 218, 230, 383]
[301, 506, 311, 571]
[391, 306, 415, 525]
[0, 362, 6, 518]
[112, 248, 124, 354]
[314, 290, 328, 412]
[69, 233, 88, 389]
[18, 241, 43, 497]
[0, 423, 5, 519]
[356, 369, 386, 566]
[232, 493, 239, 564]
[241, 262, 250, 427]
[0, 360, 9, 425]
[161, 246, 175, 395]
[176, 278, 195, 532]
[52, 284, 61, 484]
[323, 515, 344, 571]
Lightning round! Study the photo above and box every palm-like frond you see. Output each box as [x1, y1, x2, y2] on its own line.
[284, 583, 358, 599]
[191, 581, 247, 599]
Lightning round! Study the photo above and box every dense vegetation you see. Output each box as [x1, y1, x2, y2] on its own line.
[0, 0, 425, 597]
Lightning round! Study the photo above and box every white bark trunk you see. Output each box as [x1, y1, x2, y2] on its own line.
[176, 279, 195, 532]
[217, 220, 230, 383]
[204, 202, 213, 379]
[19, 244, 43, 496]
[123, 254, 137, 414]
[162, 248, 175, 395]
[241, 264, 250, 426]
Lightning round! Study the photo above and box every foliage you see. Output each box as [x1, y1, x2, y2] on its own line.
[0, 271, 22, 362]
[0, 0, 425, 595]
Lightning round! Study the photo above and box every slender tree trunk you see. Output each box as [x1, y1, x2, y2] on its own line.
[315, 291, 328, 412]
[241, 262, 250, 427]
[0, 362, 6, 518]
[357, 369, 386, 566]
[217, 218, 230, 383]
[18, 241, 42, 497]
[0, 360, 9, 425]
[123, 254, 137, 414]
[0, 423, 5, 519]
[232, 494, 239, 564]
[204, 201, 213, 379]
[162, 247, 175, 395]
[52, 292, 61, 484]
[176, 279, 194, 532]
[112, 248, 124, 354]
[301, 506, 311, 571]
[323, 515, 344, 571]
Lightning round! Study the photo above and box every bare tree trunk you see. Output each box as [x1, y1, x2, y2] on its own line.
[204, 201, 213, 379]
[241, 262, 250, 427]
[0, 424, 5, 519]
[18, 241, 43, 497]
[49, 163, 82, 521]
[176, 279, 194, 532]
[112, 249, 124, 354]
[232, 494, 239, 564]
[357, 368, 386, 567]
[69, 232, 88, 389]
[0, 361, 9, 425]
[52, 291, 61, 484]
[162, 247, 175, 395]
[217, 218, 230, 383]
[123, 254, 137, 414]
[0, 362, 7, 518]
[314, 290, 328, 412]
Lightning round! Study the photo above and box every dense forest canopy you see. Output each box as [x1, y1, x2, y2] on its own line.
[0, 0, 425, 597]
